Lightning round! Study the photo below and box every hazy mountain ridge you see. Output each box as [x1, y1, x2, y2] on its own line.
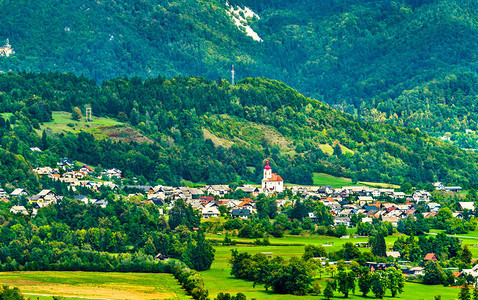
[0, 0, 477, 144]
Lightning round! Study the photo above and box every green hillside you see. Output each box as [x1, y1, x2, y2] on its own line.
[1, 72, 478, 190]
[0, 0, 477, 147]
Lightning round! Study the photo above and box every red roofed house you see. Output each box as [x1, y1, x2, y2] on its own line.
[424, 253, 438, 262]
[261, 160, 284, 194]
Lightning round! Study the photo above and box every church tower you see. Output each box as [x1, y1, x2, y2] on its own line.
[263, 160, 272, 179]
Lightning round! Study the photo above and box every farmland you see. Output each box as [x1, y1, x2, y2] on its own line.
[0, 271, 189, 300]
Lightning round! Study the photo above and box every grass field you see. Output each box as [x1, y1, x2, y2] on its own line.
[313, 173, 352, 188]
[312, 172, 400, 189]
[0, 271, 189, 300]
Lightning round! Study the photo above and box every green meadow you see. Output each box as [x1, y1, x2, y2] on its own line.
[313, 173, 352, 188]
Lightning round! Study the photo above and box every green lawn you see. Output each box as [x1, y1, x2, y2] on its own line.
[0, 271, 189, 300]
[313, 173, 352, 188]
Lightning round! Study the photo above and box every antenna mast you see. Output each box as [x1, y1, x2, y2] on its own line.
[231, 65, 235, 86]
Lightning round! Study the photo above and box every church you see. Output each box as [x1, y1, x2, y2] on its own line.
[261, 160, 284, 194]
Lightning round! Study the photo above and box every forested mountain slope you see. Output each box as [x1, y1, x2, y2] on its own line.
[1, 72, 478, 190]
[0, 0, 477, 145]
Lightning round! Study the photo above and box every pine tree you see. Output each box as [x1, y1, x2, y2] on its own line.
[324, 281, 334, 300]
[462, 246, 472, 264]
[42, 130, 48, 150]
[460, 284, 471, 300]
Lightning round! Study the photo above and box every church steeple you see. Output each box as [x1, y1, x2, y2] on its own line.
[263, 160, 272, 179]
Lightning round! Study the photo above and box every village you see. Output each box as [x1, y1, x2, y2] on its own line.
[1, 159, 471, 224]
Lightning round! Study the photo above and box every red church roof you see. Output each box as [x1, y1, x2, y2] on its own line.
[264, 160, 271, 170]
[268, 173, 283, 182]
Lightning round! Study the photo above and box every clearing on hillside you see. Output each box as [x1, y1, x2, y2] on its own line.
[40, 111, 152, 144]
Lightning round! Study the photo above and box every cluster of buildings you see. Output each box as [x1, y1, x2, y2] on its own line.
[1, 159, 471, 225]
[32, 158, 119, 191]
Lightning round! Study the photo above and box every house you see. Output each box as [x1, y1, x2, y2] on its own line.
[361, 217, 373, 224]
[358, 196, 374, 206]
[392, 192, 406, 199]
[459, 202, 475, 211]
[434, 182, 445, 190]
[10, 188, 29, 197]
[205, 185, 231, 196]
[318, 186, 333, 195]
[151, 198, 165, 207]
[409, 267, 425, 276]
[461, 265, 478, 282]
[93, 199, 108, 208]
[10, 205, 28, 215]
[413, 190, 431, 203]
[100, 168, 122, 179]
[235, 185, 260, 196]
[427, 203, 441, 213]
[202, 206, 220, 219]
[34, 166, 54, 175]
[366, 262, 397, 271]
[0, 189, 7, 198]
[57, 157, 74, 169]
[453, 212, 464, 219]
[79, 165, 94, 174]
[231, 208, 251, 219]
[334, 217, 351, 227]
[199, 196, 214, 203]
[382, 216, 399, 227]
[261, 160, 284, 194]
[424, 253, 438, 262]
[386, 251, 401, 259]
[444, 186, 462, 192]
[74, 195, 90, 204]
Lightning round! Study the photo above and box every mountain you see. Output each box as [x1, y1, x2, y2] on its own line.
[1, 72, 478, 190]
[0, 0, 476, 147]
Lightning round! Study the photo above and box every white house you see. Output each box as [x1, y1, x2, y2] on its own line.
[459, 202, 475, 211]
[10, 205, 28, 215]
[10, 188, 29, 197]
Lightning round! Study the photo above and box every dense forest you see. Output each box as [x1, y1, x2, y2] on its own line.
[0, 0, 476, 146]
[1, 72, 478, 189]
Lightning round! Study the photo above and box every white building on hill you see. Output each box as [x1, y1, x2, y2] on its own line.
[261, 160, 283, 194]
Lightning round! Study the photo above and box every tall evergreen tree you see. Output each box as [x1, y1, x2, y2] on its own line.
[371, 232, 387, 257]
